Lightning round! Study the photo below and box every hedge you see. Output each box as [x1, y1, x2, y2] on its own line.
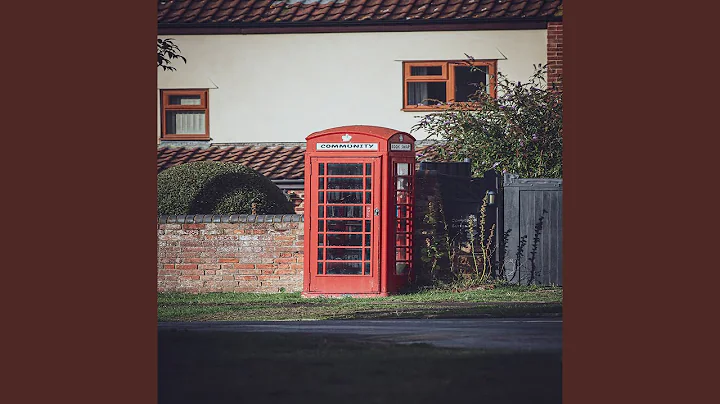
[157, 161, 295, 215]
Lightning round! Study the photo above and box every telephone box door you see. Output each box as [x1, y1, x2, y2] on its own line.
[309, 157, 381, 294]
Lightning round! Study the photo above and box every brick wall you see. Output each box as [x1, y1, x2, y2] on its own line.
[547, 22, 563, 90]
[158, 214, 304, 293]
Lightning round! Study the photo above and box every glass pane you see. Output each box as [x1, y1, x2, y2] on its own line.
[364, 248, 370, 260]
[396, 219, 409, 231]
[327, 220, 363, 232]
[318, 191, 324, 203]
[396, 232, 412, 246]
[365, 163, 372, 175]
[396, 163, 410, 176]
[327, 248, 363, 261]
[364, 220, 370, 232]
[318, 206, 324, 218]
[317, 262, 323, 274]
[318, 233, 324, 246]
[326, 206, 363, 218]
[365, 192, 371, 204]
[395, 205, 410, 218]
[168, 95, 201, 105]
[326, 192, 363, 204]
[364, 262, 370, 275]
[318, 220, 324, 232]
[365, 177, 372, 190]
[326, 233, 363, 246]
[165, 111, 205, 135]
[410, 66, 442, 76]
[396, 248, 410, 260]
[397, 191, 409, 204]
[326, 262, 362, 275]
[319, 178, 324, 189]
[328, 163, 363, 176]
[318, 163, 325, 175]
[365, 234, 370, 246]
[408, 82, 446, 106]
[318, 248, 324, 260]
[453, 64, 488, 102]
[397, 177, 408, 190]
[396, 262, 409, 275]
[327, 177, 363, 190]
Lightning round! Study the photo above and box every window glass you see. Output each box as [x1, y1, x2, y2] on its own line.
[327, 220, 363, 232]
[168, 95, 202, 105]
[326, 262, 362, 275]
[326, 233, 363, 246]
[327, 177, 363, 190]
[327, 163, 363, 176]
[397, 163, 410, 176]
[410, 66, 443, 76]
[326, 192, 362, 204]
[453, 64, 488, 102]
[408, 82, 446, 106]
[165, 111, 205, 134]
[326, 206, 363, 218]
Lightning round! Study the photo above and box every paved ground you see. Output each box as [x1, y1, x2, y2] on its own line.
[158, 318, 562, 351]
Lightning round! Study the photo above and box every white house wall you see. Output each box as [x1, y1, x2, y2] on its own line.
[158, 30, 547, 143]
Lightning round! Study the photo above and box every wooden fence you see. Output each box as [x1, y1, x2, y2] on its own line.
[500, 174, 563, 286]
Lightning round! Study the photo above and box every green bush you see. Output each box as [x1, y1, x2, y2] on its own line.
[157, 161, 295, 215]
[412, 64, 562, 178]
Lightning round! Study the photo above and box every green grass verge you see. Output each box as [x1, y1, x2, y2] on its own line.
[158, 285, 562, 321]
[159, 331, 561, 404]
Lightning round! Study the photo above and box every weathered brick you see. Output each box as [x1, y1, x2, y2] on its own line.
[177, 264, 198, 270]
[219, 258, 238, 263]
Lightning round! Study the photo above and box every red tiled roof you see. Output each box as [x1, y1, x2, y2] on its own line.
[157, 145, 306, 179]
[157, 143, 442, 180]
[158, 0, 562, 25]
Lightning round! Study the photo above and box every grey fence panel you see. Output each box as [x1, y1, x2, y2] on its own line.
[502, 174, 562, 286]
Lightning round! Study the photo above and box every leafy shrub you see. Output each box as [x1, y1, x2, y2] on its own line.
[157, 161, 295, 215]
[412, 64, 562, 178]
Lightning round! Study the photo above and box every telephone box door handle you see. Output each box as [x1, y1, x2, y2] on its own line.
[374, 208, 380, 216]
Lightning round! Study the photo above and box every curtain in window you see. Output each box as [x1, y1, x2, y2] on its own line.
[408, 67, 430, 105]
[166, 111, 205, 134]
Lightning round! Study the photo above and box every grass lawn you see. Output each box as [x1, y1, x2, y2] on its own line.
[158, 330, 562, 404]
[158, 285, 562, 321]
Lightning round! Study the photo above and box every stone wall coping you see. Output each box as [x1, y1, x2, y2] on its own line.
[158, 214, 304, 224]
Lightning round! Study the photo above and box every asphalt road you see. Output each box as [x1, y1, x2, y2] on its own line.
[158, 318, 562, 351]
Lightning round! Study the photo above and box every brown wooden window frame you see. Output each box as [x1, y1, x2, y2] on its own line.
[402, 60, 497, 111]
[160, 89, 210, 141]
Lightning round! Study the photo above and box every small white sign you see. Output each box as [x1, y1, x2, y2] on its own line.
[317, 143, 379, 151]
[390, 143, 412, 151]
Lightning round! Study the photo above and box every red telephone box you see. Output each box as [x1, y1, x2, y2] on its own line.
[302, 125, 416, 297]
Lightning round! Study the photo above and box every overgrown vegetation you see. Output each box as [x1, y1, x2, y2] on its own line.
[418, 194, 551, 289]
[412, 63, 562, 178]
[157, 161, 295, 216]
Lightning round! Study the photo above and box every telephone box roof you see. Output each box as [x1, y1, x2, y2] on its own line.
[306, 125, 415, 141]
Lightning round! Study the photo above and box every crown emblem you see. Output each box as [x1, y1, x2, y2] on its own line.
[341, 134, 352, 142]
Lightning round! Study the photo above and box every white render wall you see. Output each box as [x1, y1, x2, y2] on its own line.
[158, 29, 547, 143]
